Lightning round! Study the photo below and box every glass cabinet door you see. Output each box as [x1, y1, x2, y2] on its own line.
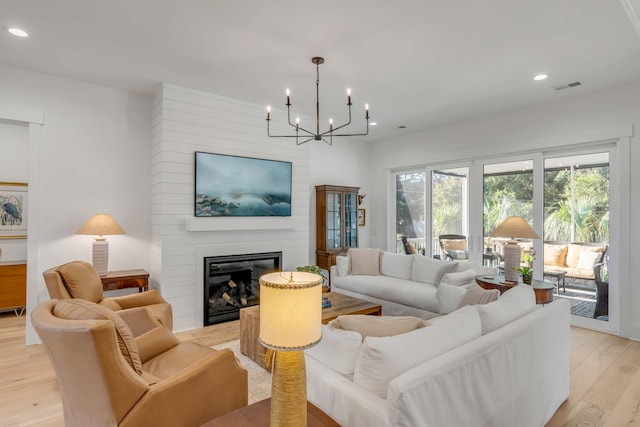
[326, 192, 342, 249]
[345, 192, 358, 248]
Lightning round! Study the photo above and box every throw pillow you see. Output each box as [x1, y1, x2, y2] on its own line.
[329, 315, 427, 338]
[577, 250, 601, 270]
[476, 284, 536, 335]
[440, 270, 477, 286]
[52, 299, 143, 374]
[304, 324, 363, 378]
[436, 282, 468, 314]
[411, 256, 456, 286]
[543, 244, 568, 267]
[353, 305, 481, 398]
[565, 244, 583, 268]
[380, 251, 414, 280]
[457, 283, 500, 308]
[336, 255, 349, 277]
[56, 260, 104, 303]
[348, 248, 382, 276]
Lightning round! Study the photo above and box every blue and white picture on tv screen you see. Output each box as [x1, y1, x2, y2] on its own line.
[195, 152, 292, 217]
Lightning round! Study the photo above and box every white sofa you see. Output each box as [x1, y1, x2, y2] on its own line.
[330, 249, 496, 319]
[305, 285, 571, 427]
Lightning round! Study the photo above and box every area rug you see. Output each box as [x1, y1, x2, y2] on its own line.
[212, 340, 272, 404]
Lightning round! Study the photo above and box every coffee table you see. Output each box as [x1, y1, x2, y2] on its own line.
[475, 275, 555, 305]
[201, 398, 339, 426]
[240, 292, 381, 368]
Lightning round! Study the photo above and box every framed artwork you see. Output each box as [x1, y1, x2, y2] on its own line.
[0, 182, 28, 239]
[357, 208, 366, 227]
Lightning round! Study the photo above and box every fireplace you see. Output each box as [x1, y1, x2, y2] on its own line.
[203, 251, 282, 326]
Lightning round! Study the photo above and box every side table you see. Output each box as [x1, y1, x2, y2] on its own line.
[201, 398, 339, 426]
[475, 275, 554, 304]
[100, 269, 149, 293]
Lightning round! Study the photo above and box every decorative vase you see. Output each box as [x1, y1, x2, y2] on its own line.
[523, 274, 532, 285]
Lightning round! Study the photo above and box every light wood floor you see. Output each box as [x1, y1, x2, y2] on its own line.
[1, 312, 638, 427]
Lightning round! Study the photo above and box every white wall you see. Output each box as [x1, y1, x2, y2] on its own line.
[0, 119, 29, 261]
[152, 84, 314, 331]
[309, 138, 371, 262]
[369, 81, 640, 340]
[0, 65, 152, 343]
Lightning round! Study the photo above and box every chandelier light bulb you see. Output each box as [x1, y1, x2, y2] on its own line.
[296, 117, 300, 124]
[286, 89, 290, 96]
[267, 105, 271, 112]
[365, 104, 369, 111]
[329, 118, 333, 125]
[347, 88, 351, 96]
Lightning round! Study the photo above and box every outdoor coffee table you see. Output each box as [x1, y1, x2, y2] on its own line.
[543, 270, 567, 293]
[240, 292, 381, 368]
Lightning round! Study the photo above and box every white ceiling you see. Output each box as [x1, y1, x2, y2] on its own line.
[2, 0, 640, 142]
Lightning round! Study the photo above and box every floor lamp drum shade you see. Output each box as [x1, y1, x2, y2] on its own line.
[76, 214, 125, 276]
[259, 271, 323, 427]
[491, 216, 540, 283]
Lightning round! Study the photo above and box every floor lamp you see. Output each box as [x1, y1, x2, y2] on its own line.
[491, 216, 540, 283]
[259, 271, 323, 427]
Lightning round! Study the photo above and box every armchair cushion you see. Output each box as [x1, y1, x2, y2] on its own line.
[348, 248, 382, 276]
[52, 299, 143, 374]
[136, 326, 180, 363]
[56, 260, 104, 303]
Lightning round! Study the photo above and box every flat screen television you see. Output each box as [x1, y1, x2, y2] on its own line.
[195, 151, 292, 217]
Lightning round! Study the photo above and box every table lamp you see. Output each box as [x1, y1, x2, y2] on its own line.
[259, 271, 323, 427]
[491, 216, 540, 283]
[76, 214, 125, 276]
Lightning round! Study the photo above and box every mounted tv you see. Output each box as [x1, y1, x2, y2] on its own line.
[195, 151, 292, 217]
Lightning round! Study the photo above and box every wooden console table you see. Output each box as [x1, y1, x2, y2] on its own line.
[475, 275, 554, 305]
[0, 261, 26, 315]
[202, 398, 339, 426]
[100, 269, 149, 292]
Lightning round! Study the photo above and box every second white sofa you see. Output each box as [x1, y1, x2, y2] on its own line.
[330, 248, 496, 319]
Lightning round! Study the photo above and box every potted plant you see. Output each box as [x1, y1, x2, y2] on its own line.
[484, 237, 493, 253]
[514, 266, 533, 285]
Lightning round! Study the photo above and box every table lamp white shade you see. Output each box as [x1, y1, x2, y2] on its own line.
[76, 214, 125, 276]
[491, 216, 540, 283]
[259, 271, 323, 427]
[259, 271, 323, 350]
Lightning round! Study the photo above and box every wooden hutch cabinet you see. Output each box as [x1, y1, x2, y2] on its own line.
[315, 185, 360, 273]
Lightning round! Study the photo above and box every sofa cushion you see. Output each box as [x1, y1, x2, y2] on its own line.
[457, 283, 500, 308]
[336, 255, 349, 277]
[353, 305, 481, 398]
[440, 270, 477, 286]
[411, 256, 456, 286]
[333, 275, 439, 313]
[329, 315, 427, 338]
[56, 260, 104, 303]
[577, 250, 601, 270]
[305, 325, 363, 379]
[565, 244, 583, 268]
[380, 252, 414, 280]
[436, 282, 468, 314]
[53, 299, 143, 374]
[544, 244, 568, 267]
[476, 284, 536, 335]
[348, 248, 381, 276]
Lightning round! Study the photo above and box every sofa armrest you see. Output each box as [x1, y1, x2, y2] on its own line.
[108, 289, 168, 309]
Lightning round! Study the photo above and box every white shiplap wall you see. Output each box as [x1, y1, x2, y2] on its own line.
[152, 83, 311, 331]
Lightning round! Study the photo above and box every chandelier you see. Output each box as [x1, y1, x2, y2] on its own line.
[266, 57, 370, 145]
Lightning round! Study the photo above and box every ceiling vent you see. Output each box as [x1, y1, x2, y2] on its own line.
[552, 81, 583, 91]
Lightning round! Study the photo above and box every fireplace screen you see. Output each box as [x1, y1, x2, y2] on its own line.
[204, 252, 281, 325]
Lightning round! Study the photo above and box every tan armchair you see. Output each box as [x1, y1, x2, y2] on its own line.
[43, 260, 173, 330]
[31, 299, 248, 427]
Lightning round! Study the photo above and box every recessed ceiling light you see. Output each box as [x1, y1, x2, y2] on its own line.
[370, 122, 377, 126]
[533, 74, 548, 81]
[8, 27, 29, 38]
